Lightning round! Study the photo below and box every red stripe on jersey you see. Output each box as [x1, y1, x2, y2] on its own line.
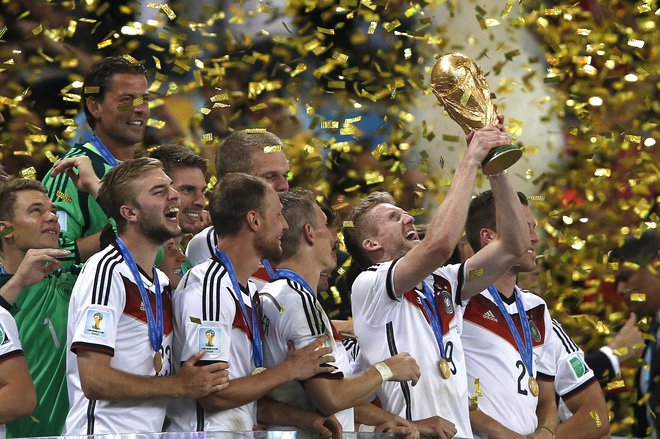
[230, 294, 263, 342]
[402, 285, 456, 335]
[121, 275, 174, 335]
[252, 266, 272, 282]
[464, 294, 546, 349]
[329, 320, 344, 342]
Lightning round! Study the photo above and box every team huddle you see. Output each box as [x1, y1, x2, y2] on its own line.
[0, 56, 613, 439]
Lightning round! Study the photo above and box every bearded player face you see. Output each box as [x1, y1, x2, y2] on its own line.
[131, 169, 182, 245]
[255, 186, 288, 261]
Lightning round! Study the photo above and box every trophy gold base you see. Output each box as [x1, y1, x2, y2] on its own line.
[481, 144, 523, 176]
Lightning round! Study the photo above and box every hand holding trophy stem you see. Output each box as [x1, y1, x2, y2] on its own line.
[431, 53, 523, 175]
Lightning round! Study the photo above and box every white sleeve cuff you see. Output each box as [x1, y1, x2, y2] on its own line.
[599, 346, 621, 376]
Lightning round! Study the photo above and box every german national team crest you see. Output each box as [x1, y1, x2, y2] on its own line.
[529, 318, 542, 342]
[441, 290, 454, 314]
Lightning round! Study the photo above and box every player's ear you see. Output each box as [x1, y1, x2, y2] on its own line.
[303, 223, 314, 245]
[0, 221, 15, 241]
[362, 238, 381, 252]
[246, 210, 260, 232]
[119, 204, 138, 224]
[479, 227, 497, 246]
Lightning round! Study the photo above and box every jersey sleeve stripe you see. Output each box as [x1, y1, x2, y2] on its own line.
[0, 349, 24, 363]
[386, 321, 413, 421]
[71, 341, 115, 356]
[456, 262, 466, 305]
[205, 228, 217, 256]
[91, 249, 122, 306]
[560, 376, 597, 399]
[385, 259, 399, 301]
[551, 320, 579, 354]
[202, 263, 225, 321]
[537, 371, 555, 381]
[289, 279, 325, 336]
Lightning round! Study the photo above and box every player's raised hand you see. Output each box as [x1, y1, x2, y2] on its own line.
[284, 335, 336, 380]
[175, 351, 230, 398]
[383, 352, 421, 386]
[11, 248, 71, 288]
[465, 126, 512, 167]
[51, 156, 102, 198]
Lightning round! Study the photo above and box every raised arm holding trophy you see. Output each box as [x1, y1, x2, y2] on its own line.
[431, 52, 523, 175]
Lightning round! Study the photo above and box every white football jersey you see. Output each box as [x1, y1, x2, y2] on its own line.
[261, 276, 355, 431]
[545, 319, 595, 421]
[0, 307, 24, 439]
[461, 286, 555, 437]
[185, 226, 216, 267]
[351, 260, 472, 438]
[167, 255, 260, 432]
[64, 244, 173, 435]
[185, 228, 272, 290]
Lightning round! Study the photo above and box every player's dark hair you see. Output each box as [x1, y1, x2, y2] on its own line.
[466, 190, 528, 252]
[209, 173, 269, 238]
[83, 56, 147, 129]
[148, 144, 208, 176]
[0, 178, 48, 251]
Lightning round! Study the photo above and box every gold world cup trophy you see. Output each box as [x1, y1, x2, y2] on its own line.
[431, 53, 523, 175]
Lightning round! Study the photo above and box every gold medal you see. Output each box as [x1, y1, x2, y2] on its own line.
[439, 358, 451, 379]
[153, 351, 163, 373]
[252, 367, 267, 375]
[528, 376, 539, 397]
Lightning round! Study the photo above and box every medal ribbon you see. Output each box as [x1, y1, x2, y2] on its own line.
[419, 281, 447, 360]
[90, 134, 119, 168]
[487, 285, 534, 378]
[0, 267, 8, 275]
[115, 237, 163, 352]
[214, 247, 263, 368]
[272, 268, 316, 298]
[262, 258, 276, 279]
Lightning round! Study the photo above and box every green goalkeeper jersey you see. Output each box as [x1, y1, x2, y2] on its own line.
[42, 142, 115, 267]
[1, 266, 81, 437]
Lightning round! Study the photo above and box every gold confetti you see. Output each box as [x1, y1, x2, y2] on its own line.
[368, 22, 377, 34]
[147, 119, 166, 129]
[630, 293, 646, 302]
[469, 268, 484, 277]
[245, 128, 266, 133]
[321, 121, 339, 129]
[589, 410, 602, 428]
[606, 380, 625, 391]
[263, 145, 282, 153]
[342, 221, 354, 228]
[56, 191, 72, 202]
[45, 151, 58, 163]
[97, 39, 113, 49]
[20, 167, 37, 179]
[0, 225, 14, 237]
[189, 316, 201, 324]
[84, 86, 100, 94]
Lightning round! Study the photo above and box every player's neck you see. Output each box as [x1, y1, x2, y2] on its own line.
[492, 270, 517, 298]
[93, 130, 135, 161]
[1, 245, 26, 274]
[218, 236, 260, 286]
[118, 229, 161, 273]
[276, 256, 321, 294]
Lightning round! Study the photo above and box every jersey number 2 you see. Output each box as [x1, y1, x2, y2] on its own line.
[515, 360, 528, 396]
